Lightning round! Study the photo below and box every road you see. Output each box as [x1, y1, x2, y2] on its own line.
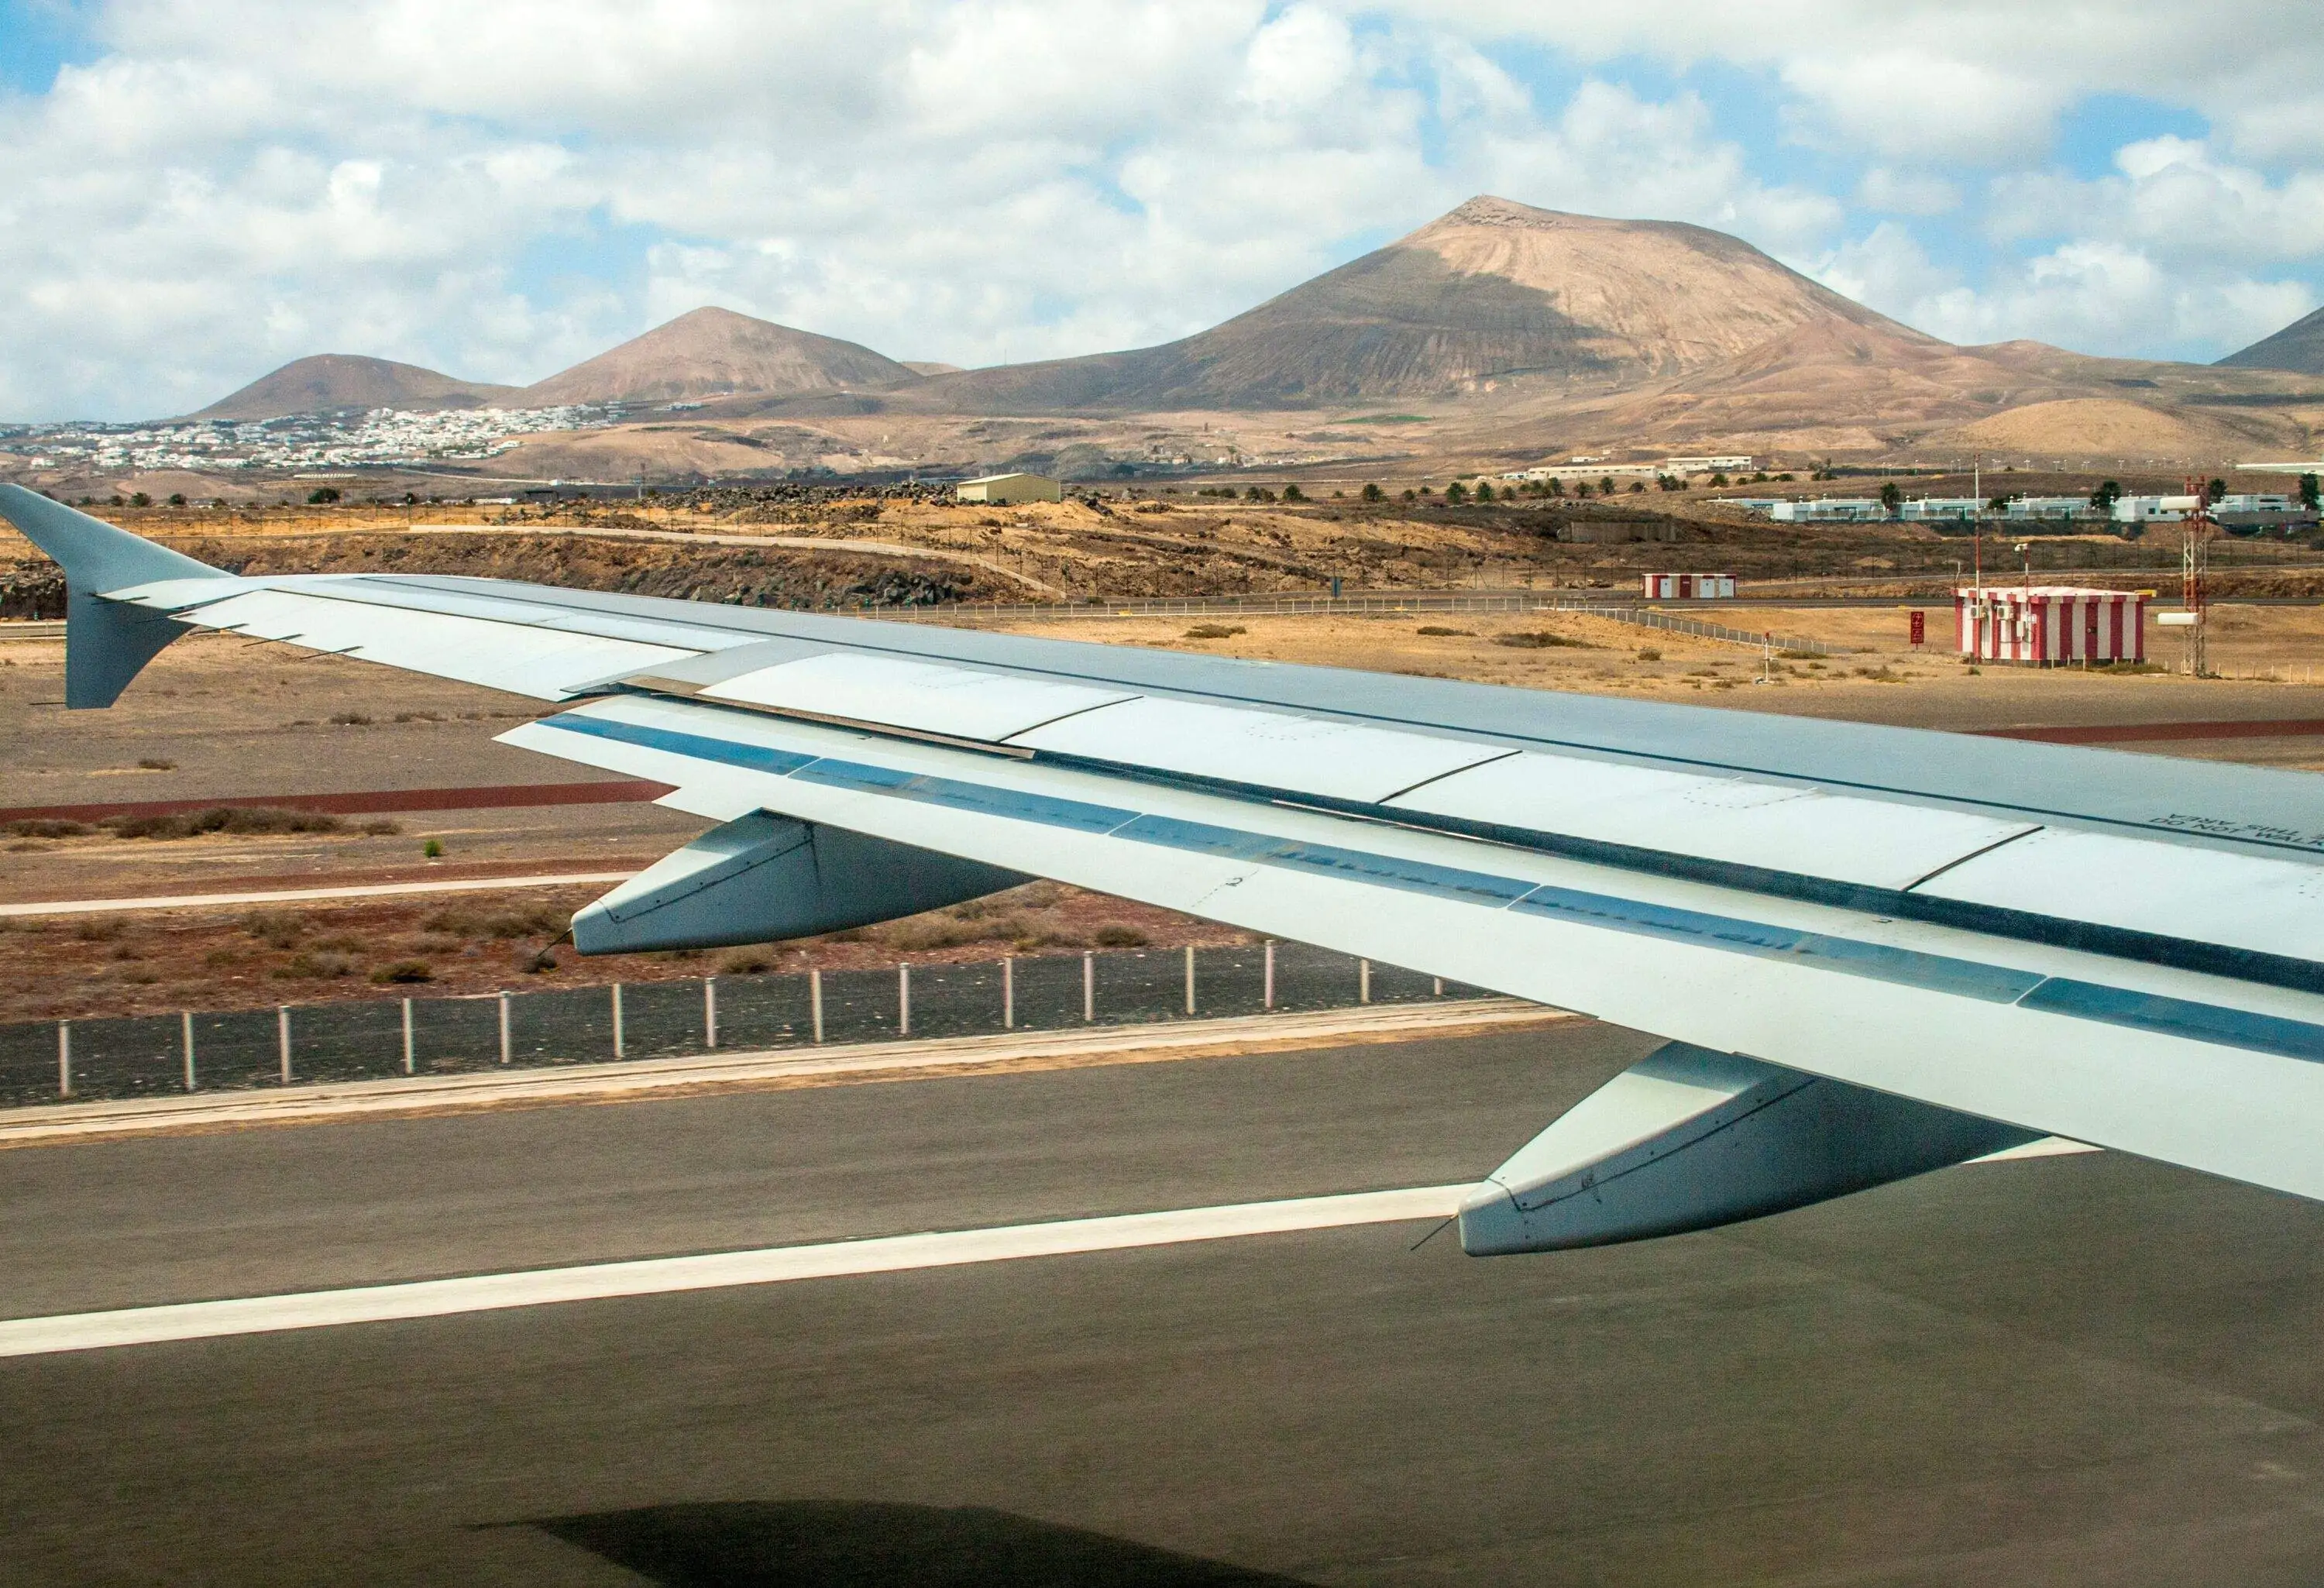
[0, 868, 636, 918]
[4, 1023, 2324, 1585]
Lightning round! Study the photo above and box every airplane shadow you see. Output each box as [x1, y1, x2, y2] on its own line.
[528, 1500, 1321, 1587]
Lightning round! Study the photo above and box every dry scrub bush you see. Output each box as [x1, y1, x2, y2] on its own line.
[423, 904, 566, 940]
[104, 806, 345, 840]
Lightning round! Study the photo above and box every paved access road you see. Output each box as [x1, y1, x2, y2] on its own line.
[3, 1023, 2322, 1586]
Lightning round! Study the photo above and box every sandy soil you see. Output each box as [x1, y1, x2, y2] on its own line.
[0, 881, 1243, 1026]
[992, 602, 2324, 746]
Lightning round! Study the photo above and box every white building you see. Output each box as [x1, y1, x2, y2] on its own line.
[1769, 497, 1886, 522]
[2112, 493, 2308, 527]
[955, 473, 1063, 505]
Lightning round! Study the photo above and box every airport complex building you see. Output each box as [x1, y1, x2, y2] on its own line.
[954, 472, 1063, 504]
[1755, 493, 2315, 529]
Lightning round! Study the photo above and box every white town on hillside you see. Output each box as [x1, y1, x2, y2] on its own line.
[0, 404, 619, 477]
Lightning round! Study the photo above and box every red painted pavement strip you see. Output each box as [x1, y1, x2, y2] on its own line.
[0, 779, 676, 825]
[1976, 720, 2324, 745]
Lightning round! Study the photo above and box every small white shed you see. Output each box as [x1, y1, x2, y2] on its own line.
[955, 473, 1062, 505]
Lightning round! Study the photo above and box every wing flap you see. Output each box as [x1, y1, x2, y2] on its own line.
[1389, 748, 2039, 891]
[1007, 693, 1513, 802]
[700, 651, 1134, 739]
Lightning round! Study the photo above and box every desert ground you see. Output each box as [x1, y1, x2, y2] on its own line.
[9, 479, 2324, 620]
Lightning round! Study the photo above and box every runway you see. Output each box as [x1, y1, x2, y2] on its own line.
[4, 1022, 2323, 1585]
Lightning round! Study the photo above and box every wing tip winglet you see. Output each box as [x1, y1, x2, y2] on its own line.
[0, 485, 232, 706]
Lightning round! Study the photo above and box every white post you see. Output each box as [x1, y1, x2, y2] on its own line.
[1432, 976, 1444, 997]
[181, 1010, 196, 1092]
[1184, 944, 1196, 1015]
[612, 981, 625, 1058]
[1002, 956, 1014, 1029]
[401, 998, 414, 1075]
[56, 1020, 70, 1099]
[1082, 951, 1095, 1022]
[899, 963, 911, 1036]
[277, 1005, 292, 1084]
[810, 968, 825, 1043]
[1360, 958, 1372, 1004]
[497, 990, 511, 1064]
[1264, 941, 1275, 1009]
[704, 978, 718, 1050]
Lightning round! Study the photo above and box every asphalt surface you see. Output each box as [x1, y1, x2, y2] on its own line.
[5, 1024, 2324, 1586]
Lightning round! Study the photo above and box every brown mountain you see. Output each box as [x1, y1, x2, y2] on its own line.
[918, 196, 1934, 412]
[515, 307, 921, 407]
[191, 355, 518, 419]
[2217, 305, 2324, 375]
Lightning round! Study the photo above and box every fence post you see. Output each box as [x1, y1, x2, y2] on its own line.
[704, 978, 719, 1050]
[810, 969, 824, 1043]
[898, 964, 911, 1036]
[56, 1019, 70, 1099]
[1082, 952, 1095, 1023]
[1433, 976, 1444, 997]
[1360, 958, 1372, 1004]
[612, 981, 626, 1058]
[401, 998, 415, 1075]
[182, 1010, 196, 1092]
[1002, 956, 1014, 1029]
[497, 990, 511, 1064]
[1184, 944, 1196, 1015]
[277, 1005, 292, 1084]
[1264, 941, 1275, 1009]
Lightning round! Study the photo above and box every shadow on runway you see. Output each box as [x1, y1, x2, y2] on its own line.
[528, 1500, 1318, 1586]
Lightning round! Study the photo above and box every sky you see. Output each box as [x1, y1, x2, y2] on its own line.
[2, 0, 2320, 421]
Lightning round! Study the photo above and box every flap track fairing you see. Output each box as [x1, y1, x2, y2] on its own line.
[572, 810, 1030, 954]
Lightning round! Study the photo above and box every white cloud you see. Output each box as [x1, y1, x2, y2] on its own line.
[1814, 225, 2317, 359]
[1418, 0, 2324, 167]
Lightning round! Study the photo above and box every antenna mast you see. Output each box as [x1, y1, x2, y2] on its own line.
[2181, 474, 2212, 677]
[1971, 451, 1983, 590]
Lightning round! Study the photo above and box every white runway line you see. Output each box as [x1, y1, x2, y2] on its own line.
[0, 1184, 1471, 1359]
[1972, 1136, 2100, 1163]
[0, 871, 636, 919]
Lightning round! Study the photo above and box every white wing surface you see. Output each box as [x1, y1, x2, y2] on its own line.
[10, 483, 2324, 1247]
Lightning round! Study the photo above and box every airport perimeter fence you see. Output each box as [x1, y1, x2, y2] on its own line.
[871, 592, 1846, 656]
[0, 941, 1485, 1109]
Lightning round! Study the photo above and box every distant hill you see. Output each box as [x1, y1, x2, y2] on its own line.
[515, 307, 922, 407]
[918, 196, 1934, 412]
[2217, 305, 2324, 375]
[191, 355, 518, 419]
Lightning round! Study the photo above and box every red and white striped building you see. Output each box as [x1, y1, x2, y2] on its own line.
[1955, 586, 2147, 665]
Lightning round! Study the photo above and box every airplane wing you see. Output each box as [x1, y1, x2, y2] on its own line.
[11, 483, 2324, 1255]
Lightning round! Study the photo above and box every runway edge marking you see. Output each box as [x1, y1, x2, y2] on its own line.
[0, 1185, 1473, 1358]
[0, 999, 1569, 1147]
